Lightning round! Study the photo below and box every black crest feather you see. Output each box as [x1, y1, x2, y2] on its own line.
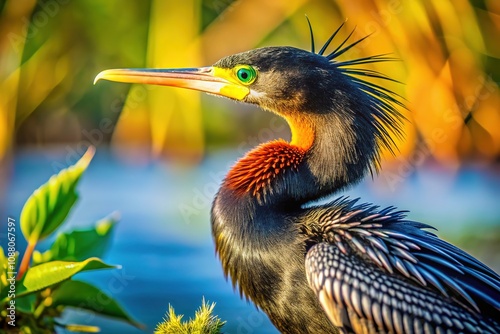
[308, 20, 407, 157]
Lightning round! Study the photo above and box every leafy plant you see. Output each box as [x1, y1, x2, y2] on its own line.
[0, 146, 140, 332]
[155, 299, 225, 334]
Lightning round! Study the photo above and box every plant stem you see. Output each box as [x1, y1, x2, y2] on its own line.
[17, 241, 36, 280]
[33, 299, 46, 319]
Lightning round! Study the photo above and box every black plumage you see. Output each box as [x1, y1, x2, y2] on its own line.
[304, 198, 500, 333]
[211, 26, 500, 334]
[95, 22, 500, 334]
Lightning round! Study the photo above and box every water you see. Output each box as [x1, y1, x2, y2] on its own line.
[3, 147, 499, 333]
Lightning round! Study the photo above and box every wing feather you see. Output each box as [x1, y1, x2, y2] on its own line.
[305, 242, 499, 333]
[302, 197, 500, 333]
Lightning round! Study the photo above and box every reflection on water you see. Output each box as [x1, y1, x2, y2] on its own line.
[4, 147, 500, 333]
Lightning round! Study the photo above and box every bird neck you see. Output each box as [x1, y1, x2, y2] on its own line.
[211, 112, 377, 307]
[223, 140, 307, 204]
[286, 113, 315, 151]
[221, 112, 376, 206]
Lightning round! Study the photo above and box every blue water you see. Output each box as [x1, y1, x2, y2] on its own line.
[3, 147, 500, 333]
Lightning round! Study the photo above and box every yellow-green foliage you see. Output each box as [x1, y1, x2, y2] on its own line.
[155, 299, 225, 334]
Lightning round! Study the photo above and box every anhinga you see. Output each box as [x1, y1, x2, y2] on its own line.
[95, 23, 500, 334]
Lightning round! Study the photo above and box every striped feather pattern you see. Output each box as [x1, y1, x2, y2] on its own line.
[302, 198, 500, 333]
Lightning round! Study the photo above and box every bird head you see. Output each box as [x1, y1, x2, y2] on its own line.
[94, 46, 341, 113]
[95, 23, 405, 194]
[211, 46, 342, 113]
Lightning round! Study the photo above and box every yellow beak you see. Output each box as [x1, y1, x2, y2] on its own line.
[94, 67, 250, 100]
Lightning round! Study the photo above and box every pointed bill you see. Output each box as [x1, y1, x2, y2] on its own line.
[94, 67, 250, 100]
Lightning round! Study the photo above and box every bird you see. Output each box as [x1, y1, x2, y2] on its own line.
[95, 21, 500, 334]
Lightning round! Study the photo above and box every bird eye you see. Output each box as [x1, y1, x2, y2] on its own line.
[235, 65, 257, 85]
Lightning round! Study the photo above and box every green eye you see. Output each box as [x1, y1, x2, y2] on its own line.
[235, 65, 257, 85]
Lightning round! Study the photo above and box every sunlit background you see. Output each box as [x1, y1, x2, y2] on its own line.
[1, 0, 499, 333]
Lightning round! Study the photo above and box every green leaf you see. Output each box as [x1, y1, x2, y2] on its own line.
[13, 293, 37, 313]
[33, 213, 118, 264]
[23, 257, 115, 292]
[20, 146, 95, 244]
[52, 280, 142, 328]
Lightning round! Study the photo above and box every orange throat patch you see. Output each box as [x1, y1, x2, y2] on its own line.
[224, 140, 307, 200]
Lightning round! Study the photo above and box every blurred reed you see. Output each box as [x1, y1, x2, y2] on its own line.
[1, 0, 498, 167]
